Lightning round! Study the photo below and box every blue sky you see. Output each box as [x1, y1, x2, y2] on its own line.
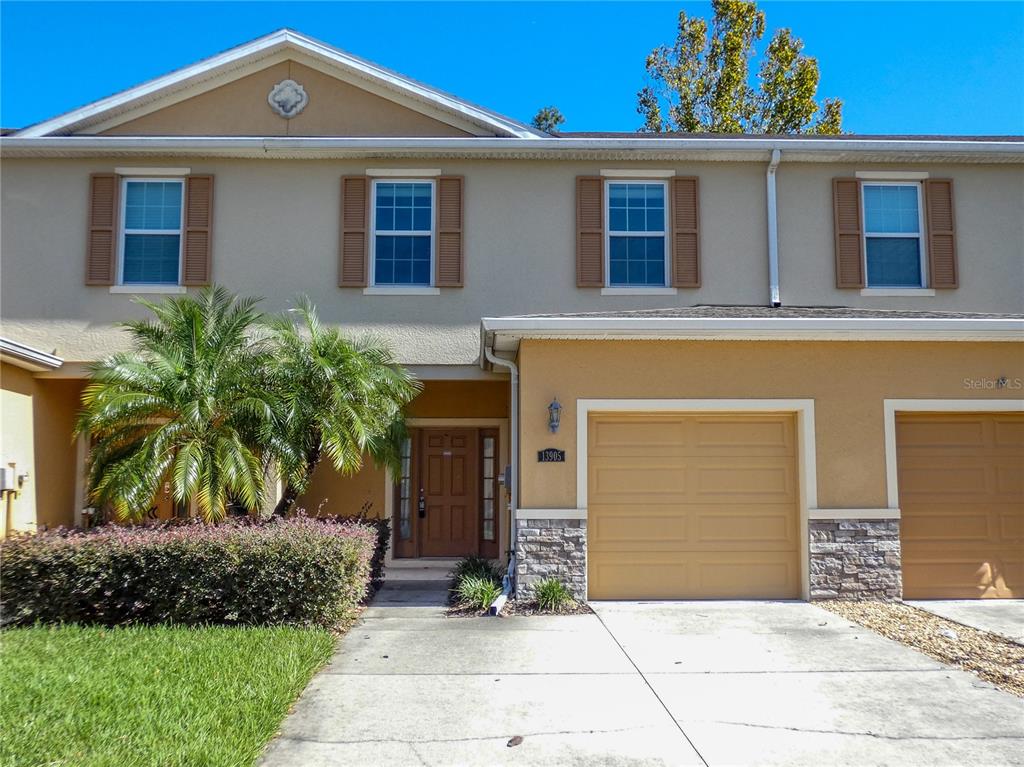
[2, 2, 1022, 134]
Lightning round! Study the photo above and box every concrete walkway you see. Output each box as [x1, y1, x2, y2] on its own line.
[261, 592, 1024, 767]
[907, 600, 1024, 645]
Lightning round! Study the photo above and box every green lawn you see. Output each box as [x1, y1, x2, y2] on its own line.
[0, 624, 336, 767]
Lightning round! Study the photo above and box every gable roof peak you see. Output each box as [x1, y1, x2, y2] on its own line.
[14, 28, 542, 139]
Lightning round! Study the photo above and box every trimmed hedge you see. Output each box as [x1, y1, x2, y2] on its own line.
[0, 517, 376, 628]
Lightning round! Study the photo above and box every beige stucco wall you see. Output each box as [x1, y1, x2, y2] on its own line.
[102, 60, 472, 138]
[2, 158, 1021, 367]
[0, 365, 83, 532]
[1, 364, 38, 532]
[776, 163, 1024, 311]
[517, 339, 1024, 511]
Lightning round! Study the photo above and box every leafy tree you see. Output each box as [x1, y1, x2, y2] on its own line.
[265, 296, 421, 517]
[77, 287, 275, 522]
[637, 0, 842, 134]
[532, 106, 566, 133]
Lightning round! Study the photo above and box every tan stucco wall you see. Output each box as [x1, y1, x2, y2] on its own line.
[101, 60, 472, 138]
[0, 365, 83, 532]
[2, 158, 1021, 367]
[517, 340, 1024, 511]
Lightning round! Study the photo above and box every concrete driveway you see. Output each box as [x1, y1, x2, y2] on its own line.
[261, 594, 1024, 767]
[907, 600, 1024, 645]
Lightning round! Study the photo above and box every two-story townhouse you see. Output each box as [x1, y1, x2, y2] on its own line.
[2, 30, 1022, 602]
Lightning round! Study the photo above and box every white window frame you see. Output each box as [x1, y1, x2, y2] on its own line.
[369, 178, 436, 289]
[117, 176, 185, 288]
[860, 181, 928, 289]
[604, 178, 669, 289]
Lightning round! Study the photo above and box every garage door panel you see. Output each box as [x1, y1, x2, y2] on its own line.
[588, 412, 800, 600]
[590, 508, 689, 544]
[994, 418, 1024, 447]
[899, 465, 990, 495]
[695, 417, 792, 450]
[898, 412, 1023, 600]
[591, 460, 688, 497]
[697, 508, 798, 544]
[697, 464, 795, 499]
[589, 553, 797, 600]
[897, 418, 986, 448]
[901, 512, 992, 542]
[996, 465, 1024, 495]
[591, 418, 688, 450]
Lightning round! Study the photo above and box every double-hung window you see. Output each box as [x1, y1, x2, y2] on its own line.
[862, 183, 927, 288]
[120, 178, 184, 285]
[372, 180, 434, 286]
[606, 181, 668, 287]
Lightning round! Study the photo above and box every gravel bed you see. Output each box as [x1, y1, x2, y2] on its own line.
[820, 600, 1024, 698]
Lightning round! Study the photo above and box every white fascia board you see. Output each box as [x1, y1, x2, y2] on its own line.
[480, 316, 1024, 343]
[3, 135, 1022, 161]
[14, 29, 538, 140]
[0, 338, 64, 371]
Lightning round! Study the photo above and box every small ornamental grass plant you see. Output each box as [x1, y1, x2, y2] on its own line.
[455, 575, 504, 612]
[0, 516, 376, 628]
[449, 555, 503, 611]
[533, 578, 577, 613]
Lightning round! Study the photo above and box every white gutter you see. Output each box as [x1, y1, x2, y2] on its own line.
[2, 135, 1022, 159]
[0, 338, 64, 372]
[482, 343, 519, 601]
[481, 316, 1024, 343]
[766, 149, 782, 307]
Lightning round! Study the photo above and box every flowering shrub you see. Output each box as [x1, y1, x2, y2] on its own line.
[0, 517, 376, 628]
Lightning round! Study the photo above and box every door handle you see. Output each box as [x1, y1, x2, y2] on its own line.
[418, 490, 426, 519]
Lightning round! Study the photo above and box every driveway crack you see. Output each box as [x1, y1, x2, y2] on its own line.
[593, 610, 710, 767]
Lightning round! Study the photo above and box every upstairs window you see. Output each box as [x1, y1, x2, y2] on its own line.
[372, 180, 434, 286]
[862, 183, 926, 288]
[121, 179, 184, 284]
[606, 181, 668, 287]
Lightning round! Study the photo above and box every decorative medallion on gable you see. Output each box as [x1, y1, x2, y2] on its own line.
[268, 79, 309, 118]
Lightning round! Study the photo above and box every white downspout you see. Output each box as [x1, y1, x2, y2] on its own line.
[766, 148, 782, 307]
[483, 342, 518, 613]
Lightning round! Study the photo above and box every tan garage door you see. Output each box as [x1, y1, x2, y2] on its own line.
[898, 412, 1023, 599]
[587, 413, 800, 600]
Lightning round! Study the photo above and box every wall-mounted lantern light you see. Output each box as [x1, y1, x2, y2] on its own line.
[548, 397, 562, 433]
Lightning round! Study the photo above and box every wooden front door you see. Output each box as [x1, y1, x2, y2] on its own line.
[420, 429, 479, 557]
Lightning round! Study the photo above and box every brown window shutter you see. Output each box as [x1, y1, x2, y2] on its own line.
[435, 176, 464, 287]
[182, 175, 214, 286]
[339, 176, 369, 287]
[86, 173, 118, 285]
[833, 178, 864, 288]
[925, 179, 958, 288]
[670, 177, 700, 287]
[576, 176, 604, 287]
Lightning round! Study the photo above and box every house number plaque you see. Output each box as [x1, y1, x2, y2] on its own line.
[537, 448, 565, 463]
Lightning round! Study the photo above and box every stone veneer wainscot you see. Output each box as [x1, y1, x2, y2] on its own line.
[514, 518, 587, 600]
[809, 520, 902, 600]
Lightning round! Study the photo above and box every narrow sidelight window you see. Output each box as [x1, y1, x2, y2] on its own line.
[481, 435, 496, 543]
[121, 179, 184, 284]
[372, 180, 434, 286]
[397, 437, 413, 541]
[862, 183, 926, 288]
[607, 181, 667, 287]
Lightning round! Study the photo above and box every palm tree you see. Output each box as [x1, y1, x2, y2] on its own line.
[265, 296, 421, 517]
[77, 287, 274, 522]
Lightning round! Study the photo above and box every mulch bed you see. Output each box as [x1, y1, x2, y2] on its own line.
[819, 600, 1024, 698]
[445, 599, 592, 618]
